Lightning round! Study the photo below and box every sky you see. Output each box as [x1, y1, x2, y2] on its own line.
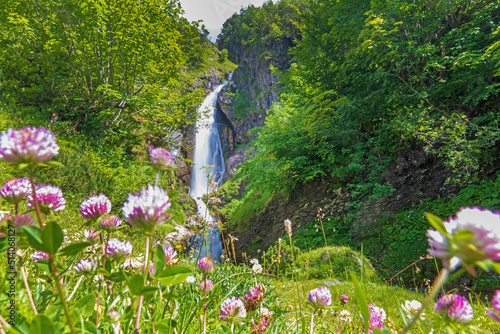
[179, 0, 268, 41]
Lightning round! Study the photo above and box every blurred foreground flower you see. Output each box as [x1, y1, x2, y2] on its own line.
[1, 178, 31, 204]
[427, 207, 500, 274]
[220, 297, 247, 325]
[149, 147, 175, 171]
[80, 194, 111, 220]
[486, 290, 500, 322]
[122, 184, 171, 235]
[0, 127, 59, 167]
[14, 213, 35, 229]
[27, 184, 66, 214]
[307, 287, 332, 310]
[434, 293, 473, 323]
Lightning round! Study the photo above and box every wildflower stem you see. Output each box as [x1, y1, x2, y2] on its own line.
[49, 255, 75, 334]
[310, 310, 316, 334]
[96, 232, 110, 327]
[400, 267, 450, 334]
[28, 171, 44, 228]
[134, 236, 150, 334]
[21, 266, 37, 315]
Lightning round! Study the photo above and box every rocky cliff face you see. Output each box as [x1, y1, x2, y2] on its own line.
[217, 37, 295, 145]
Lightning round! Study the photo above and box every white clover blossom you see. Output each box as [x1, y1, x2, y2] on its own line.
[339, 309, 352, 324]
[250, 258, 259, 265]
[0, 127, 59, 165]
[402, 300, 424, 319]
[122, 184, 171, 235]
[252, 263, 263, 274]
[0, 178, 31, 204]
[307, 287, 332, 309]
[185, 276, 196, 283]
[74, 258, 97, 273]
[107, 238, 133, 260]
[284, 218, 292, 237]
[219, 297, 247, 325]
[27, 184, 66, 214]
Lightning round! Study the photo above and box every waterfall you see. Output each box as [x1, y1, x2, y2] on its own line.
[188, 74, 232, 262]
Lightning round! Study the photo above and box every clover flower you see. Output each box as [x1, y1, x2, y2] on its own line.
[0, 178, 31, 204]
[122, 184, 171, 235]
[149, 147, 175, 171]
[486, 290, 500, 322]
[341, 294, 348, 304]
[185, 276, 196, 283]
[307, 287, 332, 310]
[106, 238, 133, 260]
[434, 293, 473, 323]
[252, 263, 263, 274]
[219, 297, 247, 325]
[198, 256, 214, 275]
[361, 304, 386, 333]
[99, 215, 122, 231]
[250, 258, 259, 265]
[0, 127, 59, 166]
[74, 258, 97, 273]
[163, 244, 178, 266]
[244, 286, 265, 312]
[27, 184, 66, 214]
[166, 232, 179, 242]
[83, 229, 100, 243]
[251, 307, 273, 333]
[284, 218, 292, 237]
[339, 310, 352, 324]
[14, 213, 35, 228]
[402, 300, 424, 319]
[32, 251, 49, 263]
[148, 262, 156, 275]
[80, 194, 111, 220]
[427, 207, 500, 274]
[198, 279, 214, 292]
[122, 256, 143, 270]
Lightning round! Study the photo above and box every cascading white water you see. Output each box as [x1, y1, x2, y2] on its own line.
[188, 74, 232, 261]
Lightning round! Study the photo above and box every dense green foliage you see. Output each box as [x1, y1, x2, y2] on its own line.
[217, 0, 308, 64]
[241, 0, 500, 197]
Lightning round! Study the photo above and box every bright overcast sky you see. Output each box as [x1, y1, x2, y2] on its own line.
[179, 0, 268, 41]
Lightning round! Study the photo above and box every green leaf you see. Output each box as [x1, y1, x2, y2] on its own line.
[425, 213, 449, 237]
[58, 242, 91, 256]
[23, 225, 48, 253]
[46, 161, 65, 167]
[157, 266, 192, 286]
[154, 244, 166, 274]
[155, 319, 177, 332]
[0, 236, 11, 253]
[373, 329, 392, 334]
[107, 270, 127, 283]
[351, 273, 369, 332]
[71, 293, 96, 319]
[41, 222, 64, 254]
[29, 314, 54, 334]
[128, 274, 145, 296]
[127, 274, 158, 296]
[492, 262, 500, 274]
